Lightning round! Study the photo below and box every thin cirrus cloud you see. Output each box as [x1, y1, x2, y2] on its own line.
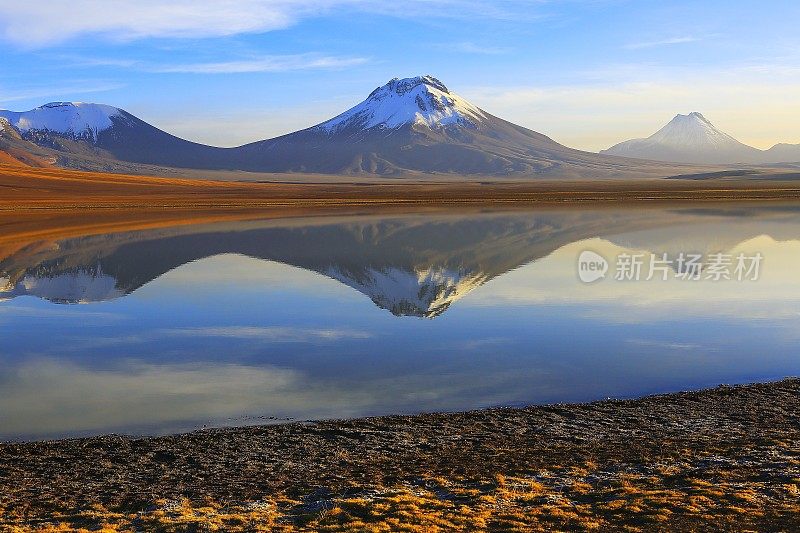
[0, 0, 546, 48]
[0, 0, 335, 47]
[150, 54, 369, 74]
[625, 36, 699, 50]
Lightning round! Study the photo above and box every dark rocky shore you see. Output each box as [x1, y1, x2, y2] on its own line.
[2, 379, 799, 531]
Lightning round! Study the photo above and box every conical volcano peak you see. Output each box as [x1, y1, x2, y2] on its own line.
[316, 75, 485, 133]
[648, 111, 741, 147]
[601, 110, 764, 164]
[375, 75, 450, 97]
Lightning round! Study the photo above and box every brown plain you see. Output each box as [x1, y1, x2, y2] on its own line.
[5, 163, 800, 211]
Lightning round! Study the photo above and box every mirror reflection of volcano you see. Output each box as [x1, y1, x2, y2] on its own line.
[6, 205, 800, 440]
[2, 206, 800, 317]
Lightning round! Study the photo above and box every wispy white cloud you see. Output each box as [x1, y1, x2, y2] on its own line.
[433, 41, 512, 55]
[625, 36, 699, 50]
[0, 1, 316, 47]
[56, 55, 142, 68]
[364, 0, 549, 23]
[47, 52, 367, 75]
[151, 54, 369, 74]
[0, 1, 548, 48]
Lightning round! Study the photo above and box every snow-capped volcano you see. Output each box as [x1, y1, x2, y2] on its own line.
[317, 75, 486, 133]
[0, 102, 122, 142]
[601, 112, 764, 164]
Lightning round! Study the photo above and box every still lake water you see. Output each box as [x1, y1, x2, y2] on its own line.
[2, 205, 799, 440]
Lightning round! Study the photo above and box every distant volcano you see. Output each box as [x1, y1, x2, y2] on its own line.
[601, 112, 800, 164]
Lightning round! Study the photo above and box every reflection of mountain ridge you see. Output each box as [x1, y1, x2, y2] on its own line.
[3, 208, 797, 316]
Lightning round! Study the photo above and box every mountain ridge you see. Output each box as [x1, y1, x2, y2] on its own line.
[0, 75, 710, 179]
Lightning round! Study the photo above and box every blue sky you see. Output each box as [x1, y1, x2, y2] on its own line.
[1, 0, 799, 150]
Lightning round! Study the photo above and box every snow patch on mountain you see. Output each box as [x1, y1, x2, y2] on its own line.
[0, 268, 124, 304]
[325, 264, 487, 318]
[0, 102, 121, 140]
[316, 75, 486, 133]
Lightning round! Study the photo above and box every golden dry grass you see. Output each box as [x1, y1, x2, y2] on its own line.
[7, 460, 800, 532]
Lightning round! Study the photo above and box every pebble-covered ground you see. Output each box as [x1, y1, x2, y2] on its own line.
[1, 379, 798, 532]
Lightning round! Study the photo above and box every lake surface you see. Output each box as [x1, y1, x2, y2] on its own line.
[2, 204, 800, 440]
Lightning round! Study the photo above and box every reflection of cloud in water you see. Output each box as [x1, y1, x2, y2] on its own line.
[0, 357, 556, 439]
[625, 339, 705, 351]
[166, 326, 373, 341]
[0, 303, 122, 320]
[0, 359, 300, 438]
[60, 326, 374, 354]
[464, 235, 800, 322]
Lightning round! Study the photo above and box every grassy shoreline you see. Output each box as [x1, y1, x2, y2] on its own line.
[2, 378, 798, 531]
